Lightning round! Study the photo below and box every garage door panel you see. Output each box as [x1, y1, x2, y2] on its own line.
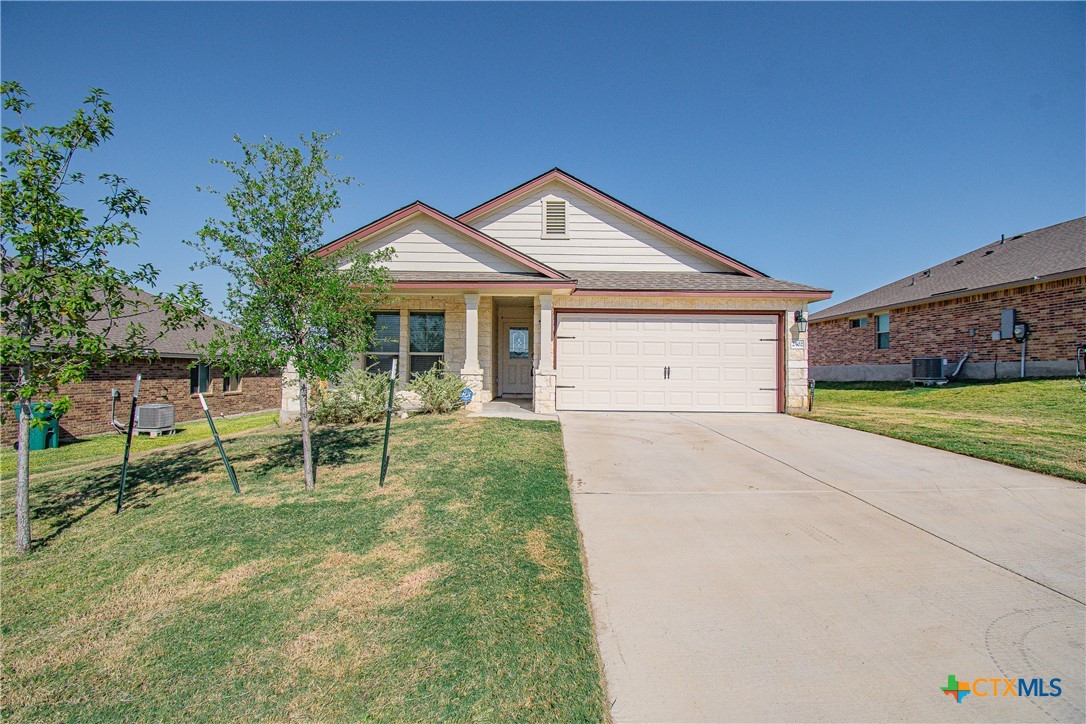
[555, 313, 779, 412]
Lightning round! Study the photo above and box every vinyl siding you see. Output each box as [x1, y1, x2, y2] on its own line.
[471, 181, 734, 273]
[337, 217, 532, 273]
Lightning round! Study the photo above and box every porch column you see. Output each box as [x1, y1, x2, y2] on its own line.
[461, 293, 484, 410]
[538, 294, 554, 371]
[534, 294, 557, 414]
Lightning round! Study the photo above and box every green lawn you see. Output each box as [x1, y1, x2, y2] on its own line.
[1, 415, 607, 721]
[798, 378, 1086, 482]
[0, 411, 280, 478]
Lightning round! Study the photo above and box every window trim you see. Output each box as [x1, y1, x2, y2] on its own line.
[850, 317, 868, 329]
[874, 313, 890, 349]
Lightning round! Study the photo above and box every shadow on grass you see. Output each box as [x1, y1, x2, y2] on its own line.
[28, 422, 383, 550]
[234, 424, 382, 476]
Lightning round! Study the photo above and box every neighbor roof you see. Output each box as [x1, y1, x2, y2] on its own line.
[24, 286, 233, 359]
[811, 217, 1086, 321]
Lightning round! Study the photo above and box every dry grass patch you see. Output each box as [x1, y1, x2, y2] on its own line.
[524, 525, 566, 581]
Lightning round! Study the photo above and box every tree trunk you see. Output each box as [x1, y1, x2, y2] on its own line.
[15, 398, 32, 555]
[298, 375, 315, 491]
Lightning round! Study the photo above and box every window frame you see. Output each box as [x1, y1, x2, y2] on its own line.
[223, 372, 243, 394]
[875, 313, 890, 349]
[850, 317, 868, 329]
[190, 363, 211, 395]
[408, 311, 445, 376]
[365, 311, 402, 374]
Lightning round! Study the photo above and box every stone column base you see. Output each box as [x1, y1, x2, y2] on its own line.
[533, 367, 557, 414]
[459, 368, 485, 412]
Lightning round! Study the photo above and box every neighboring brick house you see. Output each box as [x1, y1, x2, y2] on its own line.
[809, 217, 1086, 381]
[2, 288, 281, 444]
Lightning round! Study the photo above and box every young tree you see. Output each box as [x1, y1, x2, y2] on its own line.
[1, 82, 205, 555]
[187, 133, 392, 491]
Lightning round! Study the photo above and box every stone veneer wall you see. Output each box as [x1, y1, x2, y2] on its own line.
[552, 295, 811, 411]
[809, 276, 1085, 380]
[2, 358, 282, 444]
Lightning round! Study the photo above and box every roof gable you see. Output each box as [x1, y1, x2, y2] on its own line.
[316, 202, 566, 279]
[811, 216, 1086, 320]
[459, 169, 766, 277]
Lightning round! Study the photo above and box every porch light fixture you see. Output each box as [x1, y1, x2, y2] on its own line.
[794, 310, 808, 333]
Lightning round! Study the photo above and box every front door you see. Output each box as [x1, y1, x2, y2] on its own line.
[499, 320, 532, 396]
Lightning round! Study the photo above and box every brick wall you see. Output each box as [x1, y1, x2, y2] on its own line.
[2, 358, 281, 444]
[810, 276, 1085, 367]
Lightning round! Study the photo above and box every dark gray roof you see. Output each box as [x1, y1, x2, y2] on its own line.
[811, 217, 1086, 321]
[567, 271, 829, 294]
[52, 287, 232, 359]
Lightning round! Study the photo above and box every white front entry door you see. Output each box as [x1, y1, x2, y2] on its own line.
[555, 313, 779, 412]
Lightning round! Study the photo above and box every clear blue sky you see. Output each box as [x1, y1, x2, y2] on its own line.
[3, 2, 1083, 313]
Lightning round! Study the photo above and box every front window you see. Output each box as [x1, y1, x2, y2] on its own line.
[190, 363, 211, 394]
[875, 313, 890, 349]
[365, 312, 401, 373]
[409, 312, 445, 375]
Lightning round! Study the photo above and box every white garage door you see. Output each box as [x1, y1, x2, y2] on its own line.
[555, 313, 779, 412]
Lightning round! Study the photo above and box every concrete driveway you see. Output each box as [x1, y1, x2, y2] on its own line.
[561, 412, 1085, 723]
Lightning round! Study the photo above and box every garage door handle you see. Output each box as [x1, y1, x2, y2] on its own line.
[556, 385, 575, 389]
[759, 387, 777, 391]
[556, 335, 576, 339]
[760, 338, 779, 342]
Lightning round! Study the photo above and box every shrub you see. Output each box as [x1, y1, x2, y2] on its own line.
[408, 362, 465, 414]
[312, 367, 397, 425]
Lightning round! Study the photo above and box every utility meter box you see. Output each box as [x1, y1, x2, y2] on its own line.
[1001, 308, 1017, 340]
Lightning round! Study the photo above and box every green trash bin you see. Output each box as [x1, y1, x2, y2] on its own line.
[13, 402, 61, 450]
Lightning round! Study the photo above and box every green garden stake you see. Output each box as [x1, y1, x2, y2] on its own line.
[199, 393, 241, 494]
[116, 373, 141, 513]
[379, 358, 397, 487]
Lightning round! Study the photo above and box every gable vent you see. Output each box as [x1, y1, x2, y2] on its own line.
[543, 199, 567, 236]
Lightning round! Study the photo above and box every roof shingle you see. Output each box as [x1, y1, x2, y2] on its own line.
[811, 217, 1086, 321]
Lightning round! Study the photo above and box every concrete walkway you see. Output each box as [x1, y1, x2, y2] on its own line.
[561, 412, 1085, 723]
[468, 398, 558, 421]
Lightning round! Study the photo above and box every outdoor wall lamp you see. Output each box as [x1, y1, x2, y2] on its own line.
[794, 310, 808, 333]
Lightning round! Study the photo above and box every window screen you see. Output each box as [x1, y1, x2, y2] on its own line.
[366, 312, 401, 373]
[409, 312, 445, 375]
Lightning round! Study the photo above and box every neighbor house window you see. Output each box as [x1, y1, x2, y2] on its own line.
[875, 313, 890, 349]
[190, 363, 211, 394]
[365, 312, 401, 373]
[223, 372, 242, 393]
[850, 318, 867, 329]
[409, 312, 445, 375]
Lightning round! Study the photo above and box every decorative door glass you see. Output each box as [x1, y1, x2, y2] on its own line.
[509, 327, 529, 359]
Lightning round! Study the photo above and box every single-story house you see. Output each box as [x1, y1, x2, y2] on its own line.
[2, 287, 282, 444]
[809, 217, 1085, 381]
[286, 168, 830, 415]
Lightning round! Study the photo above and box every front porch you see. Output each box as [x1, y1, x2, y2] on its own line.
[374, 291, 559, 414]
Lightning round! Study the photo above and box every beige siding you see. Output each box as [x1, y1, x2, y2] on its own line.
[471, 181, 734, 273]
[338, 217, 530, 274]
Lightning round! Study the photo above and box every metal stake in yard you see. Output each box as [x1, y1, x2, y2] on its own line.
[199, 393, 241, 494]
[379, 358, 397, 487]
[116, 373, 141, 513]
